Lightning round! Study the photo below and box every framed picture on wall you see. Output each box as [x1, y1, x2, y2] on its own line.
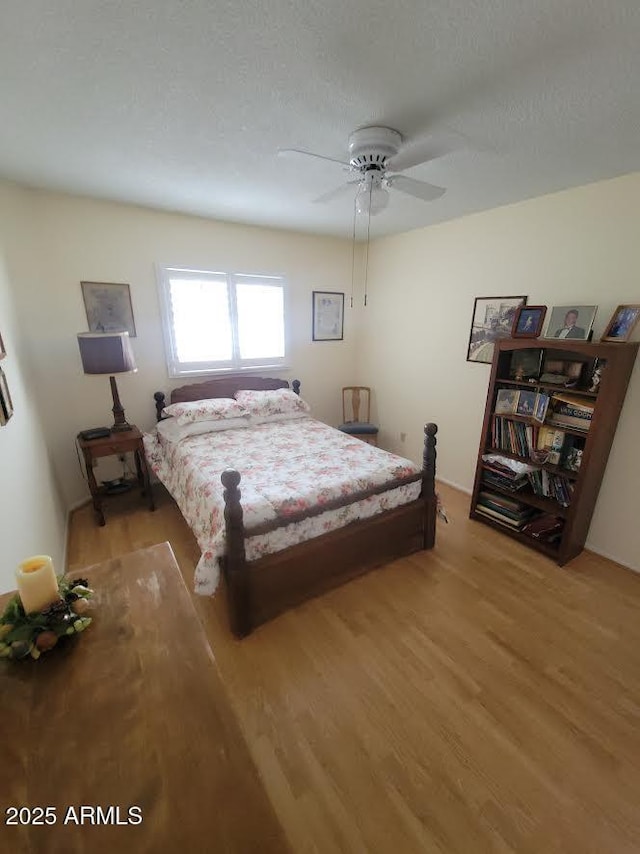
[312, 291, 344, 341]
[0, 367, 13, 424]
[81, 281, 137, 337]
[467, 295, 527, 364]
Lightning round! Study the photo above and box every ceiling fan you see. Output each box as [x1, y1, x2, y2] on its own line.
[279, 126, 447, 216]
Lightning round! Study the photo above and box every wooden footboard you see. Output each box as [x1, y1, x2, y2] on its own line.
[222, 423, 438, 637]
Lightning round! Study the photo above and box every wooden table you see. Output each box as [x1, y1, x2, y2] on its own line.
[0, 543, 288, 854]
[77, 426, 154, 526]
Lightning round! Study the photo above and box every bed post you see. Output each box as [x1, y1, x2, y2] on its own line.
[154, 391, 166, 422]
[221, 469, 251, 638]
[422, 423, 438, 549]
[292, 379, 301, 395]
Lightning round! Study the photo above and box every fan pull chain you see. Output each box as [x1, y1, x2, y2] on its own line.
[350, 194, 357, 309]
[363, 181, 373, 307]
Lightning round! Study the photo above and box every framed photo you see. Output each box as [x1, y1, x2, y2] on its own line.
[600, 304, 640, 342]
[495, 388, 519, 414]
[81, 282, 136, 337]
[511, 305, 547, 338]
[467, 296, 527, 364]
[510, 348, 542, 381]
[0, 367, 13, 424]
[0, 331, 5, 359]
[312, 291, 344, 341]
[542, 305, 597, 341]
[533, 392, 550, 423]
[516, 390, 537, 417]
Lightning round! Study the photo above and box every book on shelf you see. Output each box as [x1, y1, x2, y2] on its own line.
[548, 392, 593, 431]
[520, 514, 565, 542]
[537, 425, 566, 465]
[476, 490, 537, 529]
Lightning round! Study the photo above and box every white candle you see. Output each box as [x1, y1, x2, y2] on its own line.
[16, 555, 60, 614]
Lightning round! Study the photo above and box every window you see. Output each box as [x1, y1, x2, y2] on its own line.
[158, 267, 286, 377]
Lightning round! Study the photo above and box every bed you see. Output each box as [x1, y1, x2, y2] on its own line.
[146, 376, 438, 637]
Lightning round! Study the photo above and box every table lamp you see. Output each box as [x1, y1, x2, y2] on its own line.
[77, 332, 137, 431]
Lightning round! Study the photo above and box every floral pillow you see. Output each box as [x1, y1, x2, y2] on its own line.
[234, 388, 310, 418]
[162, 397, 249, 426]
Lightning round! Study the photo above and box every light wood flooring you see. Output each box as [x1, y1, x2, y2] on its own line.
[68, 483, 640, 854]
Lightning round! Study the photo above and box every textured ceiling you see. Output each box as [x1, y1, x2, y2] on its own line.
[1, 1, 639, 238]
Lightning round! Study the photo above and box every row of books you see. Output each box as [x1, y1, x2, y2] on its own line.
[491, 417, 540, 458]
[476, 490, 539, 530]
[547, 392, 594, 432]
[526, 469, 575, 507]
[491, 417, 584, 470]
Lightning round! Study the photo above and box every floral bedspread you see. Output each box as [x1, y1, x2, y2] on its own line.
[143, 418, 421, 595]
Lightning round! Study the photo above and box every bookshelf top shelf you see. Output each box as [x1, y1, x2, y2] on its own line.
[496, 378, 599, 398]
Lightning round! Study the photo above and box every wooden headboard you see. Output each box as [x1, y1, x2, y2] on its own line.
[154, 376, 301, 421]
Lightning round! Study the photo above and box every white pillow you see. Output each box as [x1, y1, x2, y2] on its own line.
[162, 397, 249, 426]
[156, 416, 249, 444]
[234, 388, 310, 418]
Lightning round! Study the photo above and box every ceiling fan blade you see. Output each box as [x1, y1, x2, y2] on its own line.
[386, 137, 452, 173]
[312, 181, 360, 205]
[278, 148, 351, 169]
[387, 175, 446, 202]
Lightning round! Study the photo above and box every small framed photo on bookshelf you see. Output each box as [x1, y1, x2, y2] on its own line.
[543, 305, 597, 340]
[533, 392, 550, 423]
[509, 348, 542, 381]
[495, 388, 519, 414]
[600, 304, 640, 342]
[515, 390, 537, 416]
[511, 305, 547, 338]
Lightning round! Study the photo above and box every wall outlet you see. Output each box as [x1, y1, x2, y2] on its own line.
[400, 432, 407, 443]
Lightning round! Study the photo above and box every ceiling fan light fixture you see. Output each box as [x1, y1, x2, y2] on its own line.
[355, 184, 389, 216]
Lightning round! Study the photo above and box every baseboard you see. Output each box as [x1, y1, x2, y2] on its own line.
[436, 476, 472, 495]
[64, 497, 91, 571]
[584, 541, 639, 574]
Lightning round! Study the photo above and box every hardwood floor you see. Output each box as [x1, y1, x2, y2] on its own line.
[68, 483, 640, 854]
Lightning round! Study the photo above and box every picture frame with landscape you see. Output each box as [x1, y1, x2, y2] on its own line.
[600, 304, 640, 343]
[511, 305, 547, 338]
[467, 295, 527, 364]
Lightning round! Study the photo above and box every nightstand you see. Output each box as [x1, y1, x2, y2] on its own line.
[77, 426, 155, 526]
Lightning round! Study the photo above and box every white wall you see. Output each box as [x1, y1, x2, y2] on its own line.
[12, 189, 358, 508]
[359, 171, 640, 570]
[0, 184, 66, 592]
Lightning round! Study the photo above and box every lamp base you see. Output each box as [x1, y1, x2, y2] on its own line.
[109, 375, 133, 432]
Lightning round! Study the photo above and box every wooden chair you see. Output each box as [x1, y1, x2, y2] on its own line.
[338, 386, 379, 445]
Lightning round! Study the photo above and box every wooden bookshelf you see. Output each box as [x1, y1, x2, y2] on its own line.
[471, 338, 639, 565]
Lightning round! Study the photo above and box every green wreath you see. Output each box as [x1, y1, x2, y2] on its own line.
[0, 577, 93, 660]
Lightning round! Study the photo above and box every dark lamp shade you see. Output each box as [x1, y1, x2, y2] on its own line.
[77, 332, 137, 375]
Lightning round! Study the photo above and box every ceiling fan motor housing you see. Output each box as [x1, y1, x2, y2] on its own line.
[348, 126, 402, 172]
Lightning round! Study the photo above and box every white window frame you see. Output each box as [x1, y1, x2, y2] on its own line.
[157, 266, 288, 378]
